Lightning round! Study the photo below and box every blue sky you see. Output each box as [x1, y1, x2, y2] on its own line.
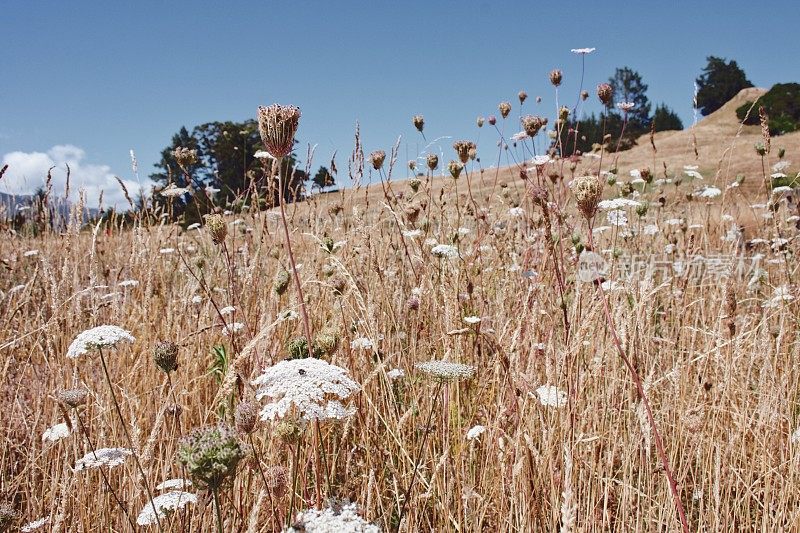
[2, 1, 798, 207]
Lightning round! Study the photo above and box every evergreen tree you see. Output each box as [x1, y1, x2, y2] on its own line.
[696, 56, 753, 116]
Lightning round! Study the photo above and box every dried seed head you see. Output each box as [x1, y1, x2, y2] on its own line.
[273, 268, 290, 296]
[453, 141, 476, 164]
[549, 69, 563, 87]
[369, 150, 386, 170]
[330, 276, 347, 296]
[487, 115, 497, 126]
[476, 116, 485, 128]
[529, 185, 549, 208]
[597, 83, 613, 105]
[571, 175, 603, 220]
[256, 104, 301, 158]
[412, 115, 424, 132]
[558, 106, 570, 121]
[234, 401, 259, 434]
[172, 147, 198, 171]
[274, 419, 305, 444]
[536, 96, 542, 103]
[468, 146, 477, 161]
[521, 115, 545, 137]
[264, 465, 289, 497]
[408, 160, 416, 172]
[177, 425, 245, 490]
[639, 167, 652, 183]
[759, 106, 771, 154]
[581, 90, 589, 101]
[409, 178, 421, 192]
[57, 388, 89, 409]
[204, 214, 227, 244]
[0, 503, 18, 530]
[153, 341, 179, 373]
[498, 102, 512, 119]
[448, 160, 464, 179]
[313, 326, 340, 357]
[426, 153, 439, 171]
[406, 294, 420, 311]
[518, 91, 528, 104]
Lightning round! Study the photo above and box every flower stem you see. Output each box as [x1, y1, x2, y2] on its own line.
[212, 487, 224, 533]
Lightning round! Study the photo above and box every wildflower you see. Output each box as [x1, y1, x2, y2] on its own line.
[643, 224, 660, 236]
[466, 425, 486, 440]
[498, 101, 512, 119]
[426, 153, 439, 171]
[571, 175, 602, 220]
[453, 141, 476, 164]
[791, 427, 800, 444]
[597, 83, 613, 105]
[369, 150, 386, 170]
[476, 116, 484, 127]
[350, 337, 373, 350]
[264, 465, 289, 497]
[159, 184, 190, 198]
[136, 492, 197, 526]
[606, 210, 627, 227]
[42, 422, 71, 443]
[287, 503, 378, 533]
[159, 247, 175, 254]
[156, 479, 192, 491]
[191, 295, 203, 304]
[235, 400, 260, 434]
[616, 102, 635, 112]
[21, 517, 49, 532]
[387, 368, 405, 380]
[488, 115, 497, 126]
[118, 279, 139, 288]
[696, 186, 721, 199]
[402, 229, 423, 238]
[412, 115, 424, 133]
[463, 316, 481, 325]
[178, 425, 244, 489]
[549, 69, 563, 87]
[222, 322, 244, 336]
[448, 160, 463, 179]
[57, 388, 89, 409]
[768, 286, 794, 307]
[204, 213, 227, 244]
[509, 207, 525, 217]
[0, 504, 18, 531]
[172, 147, 197, 170]
[415, 360, 476, 382]
[23, 249, 39, 257]
[535, 385, 568, 408]
[521, 115, 545, 137]
[252, 358, 360, 421]
[597, 197, 640, 210]
[153, 341, 179, 373]
[257, 104, 301, 159]
[511, 131, 528, 142]
[571, 47, 596, 54]
[74, 447, 132, 471]
[431, 244, 459, 259]
[273, 268, 290, 296]
[66, 325, 134, 359]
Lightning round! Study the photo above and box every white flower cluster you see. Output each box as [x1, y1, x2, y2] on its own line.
[535, 385, 568, 408]
[415, 360, 476, 381]
[42, 422, 71, 443]
[466, 425, 486, 440]
[156, 478, 192, 491]
[252, 358, 360, 421]
[286, 503, 379, 533]
[597, 198, 641, 210]
[21, 517, 50, 532]
[66, 325, 135, 359]
[431, 244, 459, 259]
[137, 491, 197, 526]
[74, 447, 132, 471]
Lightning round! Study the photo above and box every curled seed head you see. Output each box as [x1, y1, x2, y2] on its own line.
[408, 160, 416, 172]
[257, 104, 301, 158]
[521, 115, 545, 137]
[581, 90, 589, 101]
[476, 116, 485, 128]
[274, 419, 305, 444]
[549, 69, 563, 87]
[409, 178, 421, 192]
[369, 150, 386, 170]
[273, 268, 290, 296]
[518, 91, 528, 104]
[453, 141, 476, 164]
[448, 160, 464, 179]
[412, 115, 424, 132]
[529, 185, 549, 208]
[487, 115, 497, 126]
[234, 401, 259, 434]
[571, 175, 603, 220]
[264, 465, 289, 497]
[204, 214, 227, 244]
[172, 147, 198, 171]
[498, 102, 512, 119]
[597, 83, 613, 105]
[57, 388, 89, 409]
[153, 341, 179, 373]
[426, 153, 439, 171]
[313, 326, 340, 356]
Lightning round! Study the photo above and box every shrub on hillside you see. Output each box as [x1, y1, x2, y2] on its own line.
[736, 83, 800, 135]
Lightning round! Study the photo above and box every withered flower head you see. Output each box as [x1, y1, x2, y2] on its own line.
[453, 140, 476, 164]
[521, 115, 545, 137]
[498, 102, 512, 119]
[571, 175, 603, 220]
[448, 160, 463, 179]
[426, 153, 439, 171]
[596, 83, 613, 105]
[204, 214, 227, 244]
[518, 91, 528, 104]
[153, 341, 179, 373]
[369, 150, 386, 170]
[172, 147, 198, 171]
[549, 69, 563, 87]
[412, 115, 424, 132]
[256, 104, 301, 159]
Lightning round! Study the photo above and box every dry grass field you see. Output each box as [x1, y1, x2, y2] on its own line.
[1, 88, 800, 532]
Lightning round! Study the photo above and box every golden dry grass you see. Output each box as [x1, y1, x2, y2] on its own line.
[2, 93, 800, 532]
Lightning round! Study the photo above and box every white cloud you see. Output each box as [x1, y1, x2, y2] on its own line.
[1, 145, 146, 209]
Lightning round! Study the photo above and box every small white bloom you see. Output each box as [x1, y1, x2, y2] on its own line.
[773, 161, 791, 172]
[254, 150, 274, 159]
[219, 306, 236, 316]
[643, 224, 659, 236]
[684, 170, 703, 180]
[535, 385, 568, 408]
[463, 316, 481, 325]
[387, 368, 405, 380]
[402, 229, 423, 238]
[616, 102, 635, 112]
[511, 131, 529, 142]
[530, 155, 552, 167]
[278, 309, 300, 321]
[287, 503, 378, 533]
[156, 478, 193, 491]
[350, 337, 374, 350]
[75, 447, 132, 471]
[665, 218, 683, 226]
[415, 360, 476, 381]
[137, 491, 198, 526]
[159, 247, 175, 254]
[23, 249, 39, 257]
[431, 244, 459, 259]
[21, 517, 50, 532]
[466, 425, 486, 440]
[160, 185, 191, 198]
[696, 186, 721, 199]
[222, 322, 245, 336]
[598, 198, 641, 210]
[42, 422, 71, 443]
[791, 427, 800, 444]
[571, 47, 596, 54]
[187, 222, 201, 230]
[191, 295, 203, 304]
[67, 325, 135, 359]
[607, 209, 628, 227]
[118, 279, 139, 288]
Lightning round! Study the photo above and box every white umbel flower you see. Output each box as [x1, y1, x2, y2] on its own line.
[287, 503, 378, 533]
[415, 360, 476, 381]
[431, 244, 459, 259]
[597, 198, 641, 210]
[136, 491, 197, 526]
[463, 316, 481, 325]
[66, 325, 135, 359]
[21, 517, 50, 532]
[466, 425, 486, 440]
[535, 385, 568, 408]
[387, 368, 405, 380]
[42, 422, 71, 443]
[222, 322, 245, 336]
[252, 358, 360, 422]
[156, 479, 193, 491]
[74, 447, 132, 471]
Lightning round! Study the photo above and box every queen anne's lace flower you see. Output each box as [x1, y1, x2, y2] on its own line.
[431, 244, 459, 259]
[74, 447, 132, 471]
[415, 360, 476, 381]
[156, 478, 192, 491]
[252, 358, 360, 421]
[136, 491, 197, 526]
[598, 198, 641, 210]
[287, 503, 378, 533]
[535, 385, 568, 408]
[466, 425, 486, 440]
[66, 325, 135, 359]
[42, 422, 71, 443]
[21, 517, 50, 532]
